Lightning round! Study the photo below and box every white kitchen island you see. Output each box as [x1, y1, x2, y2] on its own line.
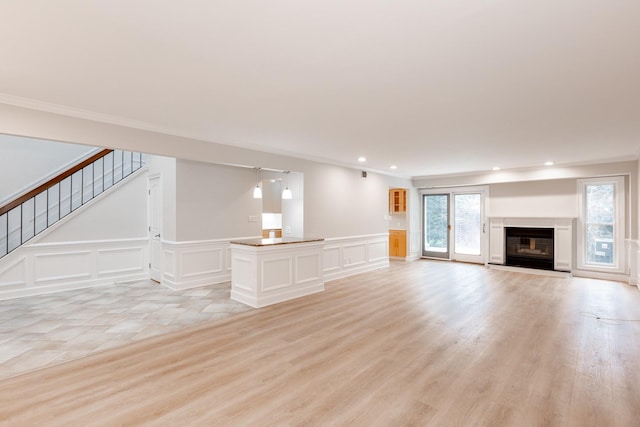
[230, 237, 325, 308]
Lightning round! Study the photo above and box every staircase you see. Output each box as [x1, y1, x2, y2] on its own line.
[0, 149, 145, 259]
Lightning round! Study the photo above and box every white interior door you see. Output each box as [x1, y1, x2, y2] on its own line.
[148, 176, 162, 282]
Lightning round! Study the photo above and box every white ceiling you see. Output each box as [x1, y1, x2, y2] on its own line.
[1, 1, 639, 177]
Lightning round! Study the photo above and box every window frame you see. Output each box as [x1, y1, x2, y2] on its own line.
[577, 176, 626, 274]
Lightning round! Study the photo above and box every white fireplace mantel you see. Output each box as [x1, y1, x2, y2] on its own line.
[488, 217, 575, 272]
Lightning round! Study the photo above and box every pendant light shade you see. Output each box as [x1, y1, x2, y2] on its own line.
[282, 171, 292, 199]
[253, 167, 262, 199]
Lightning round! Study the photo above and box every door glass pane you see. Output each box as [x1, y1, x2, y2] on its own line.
[585, 183, 615, 265]
[454, 194, 481, 256]
[424, 195, 449, 253]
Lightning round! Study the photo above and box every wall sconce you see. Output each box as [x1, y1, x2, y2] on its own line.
[282, 171, 292, 199]
[253, 167, 262, 199]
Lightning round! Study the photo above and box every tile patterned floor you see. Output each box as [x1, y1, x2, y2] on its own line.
[0, 281, 251, 380]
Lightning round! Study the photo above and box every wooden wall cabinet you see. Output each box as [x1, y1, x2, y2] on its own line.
[389, 229, 406, 257]
[389, 189, 406, 213]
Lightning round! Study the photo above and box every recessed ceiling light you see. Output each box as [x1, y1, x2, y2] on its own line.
[492, 167, 501, 171]
[358, 157, 367, 162]
[544, 161, 555, 166]
[390, 165, 397, 170]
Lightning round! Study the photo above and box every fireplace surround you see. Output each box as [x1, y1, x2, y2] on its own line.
[489, 217, 574, 273]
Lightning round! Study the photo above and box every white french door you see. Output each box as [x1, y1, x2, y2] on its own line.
[422, 187, 487, 264]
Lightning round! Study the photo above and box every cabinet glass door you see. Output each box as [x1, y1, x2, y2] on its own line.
[423, 194, 450, 258]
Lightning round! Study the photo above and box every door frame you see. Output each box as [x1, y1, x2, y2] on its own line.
[148, 174, 162, 282]
[420, 186, 488, 264]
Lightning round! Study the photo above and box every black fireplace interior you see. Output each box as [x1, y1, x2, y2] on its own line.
[505, 227, 554, 271]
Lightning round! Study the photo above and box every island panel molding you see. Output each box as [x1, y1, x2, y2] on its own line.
[230, 238, 325, 308]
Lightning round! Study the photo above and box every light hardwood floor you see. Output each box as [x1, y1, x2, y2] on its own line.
[0, 260, 639, 426]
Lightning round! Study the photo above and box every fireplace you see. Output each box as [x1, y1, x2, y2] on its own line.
[505, 227, 554, 271]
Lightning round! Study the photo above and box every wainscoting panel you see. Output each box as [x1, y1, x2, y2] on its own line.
[323, 234, 390, 282]
[0, 238, 149, 300]
[160, 238, 260, 290]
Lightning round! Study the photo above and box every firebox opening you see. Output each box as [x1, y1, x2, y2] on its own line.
[505, 227, 554, 271]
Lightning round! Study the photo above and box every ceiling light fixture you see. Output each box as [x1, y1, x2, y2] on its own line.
[358, 157, 366, 162]
[282, 171, 292, 200]
[544, 161, 555, 166]
[253, 167, 262, 199]
[390, 165, 397, 170]
[492, 167, 501, 171]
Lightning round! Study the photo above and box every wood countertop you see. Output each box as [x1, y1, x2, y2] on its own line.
[230, 237, 325, 247]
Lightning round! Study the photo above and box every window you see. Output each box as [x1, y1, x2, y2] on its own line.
[577, 176, 626, 273]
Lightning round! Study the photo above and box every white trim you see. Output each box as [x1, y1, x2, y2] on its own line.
[487, 217, 575, 272]
[577, 176, 626, 275]
[419, 186, 489, 264]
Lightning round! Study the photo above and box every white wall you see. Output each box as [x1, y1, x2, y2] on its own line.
[39, 170, 148, 242]
[489, 179, 578, 218]
[175, 160, 262, 241]
[0, 134, 95, 203]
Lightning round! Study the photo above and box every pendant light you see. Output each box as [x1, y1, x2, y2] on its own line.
[253, 167, 262, 199]
[282, 171, 292, 200]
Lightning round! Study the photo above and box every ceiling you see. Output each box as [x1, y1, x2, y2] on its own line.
[1, 1, 639, 178]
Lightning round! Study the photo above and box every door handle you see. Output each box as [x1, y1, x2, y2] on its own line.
[154, 234, 160, 238]
[483, 223, 486, 234]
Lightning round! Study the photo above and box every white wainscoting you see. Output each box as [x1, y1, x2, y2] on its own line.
[0, 238, 149, 300]
[160, 238, 257, 290]
[323, 234, 390, 282]
[627, 239, 639, 290]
